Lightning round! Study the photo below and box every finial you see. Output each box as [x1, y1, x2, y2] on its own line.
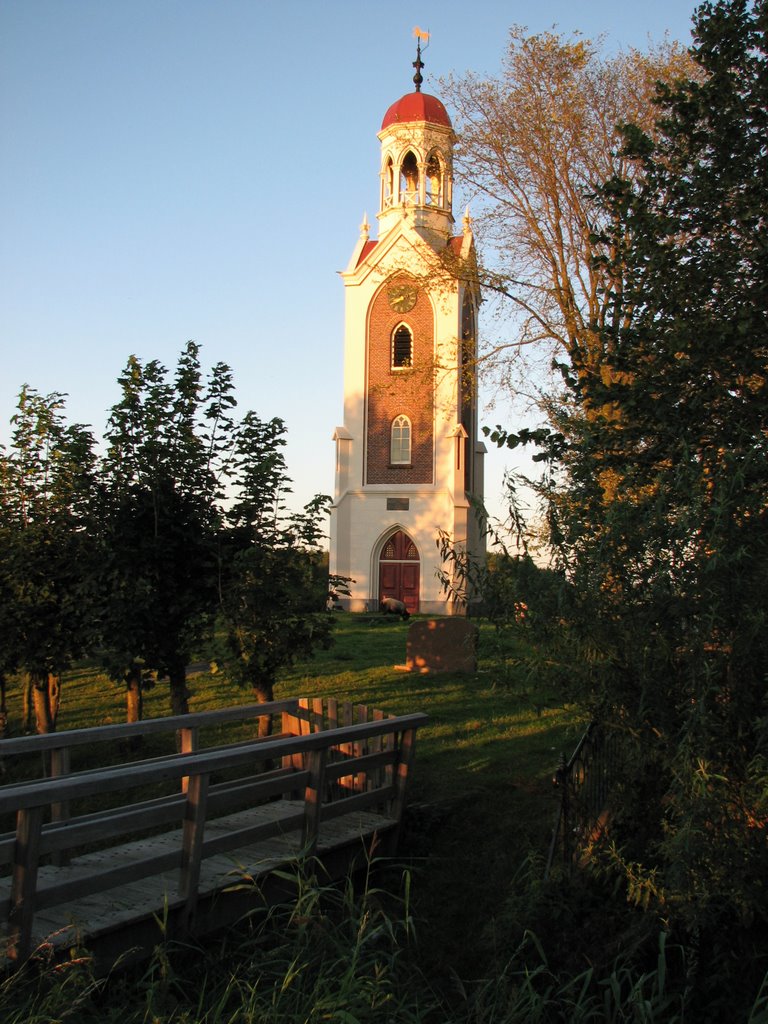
[412, 27, 430, 92]
[360, 213, 370, 240]
[463, 205, 472, 234]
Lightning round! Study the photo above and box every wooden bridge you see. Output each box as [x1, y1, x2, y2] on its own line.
[0, 698, 428, 968]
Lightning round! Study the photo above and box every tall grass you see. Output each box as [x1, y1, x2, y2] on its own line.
[7, 867, 764, 1023]
[0, 858, 436, 1024]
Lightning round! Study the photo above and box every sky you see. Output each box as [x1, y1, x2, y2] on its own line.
[1, 0, 699, 531]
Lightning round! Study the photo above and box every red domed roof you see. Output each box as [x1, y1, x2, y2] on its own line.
[381, 91, 452, 130]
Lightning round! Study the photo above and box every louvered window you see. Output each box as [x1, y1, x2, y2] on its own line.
[392, 326, 412, 368]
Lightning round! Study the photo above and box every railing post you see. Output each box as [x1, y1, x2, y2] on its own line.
[370, 709, 385, 793]
[309, 698, 324, 733]
[382, 716, 396, 796]
[282, 705, 306, 801]
[326, 698, 338, 732]
[50, 746, 71, 866]
[179, 726, 198, 794]
[7, 805, 44, 961]
[544, 754, 568, 880]
[390, 728, 416, 820]
[337, 702, 355, 796]
[382, 727, 417, 856]
[179, 771, 209, 931]
[354, 704, 368, 793]
[302, 748, 327, 856]
[282, 706, 301, 765]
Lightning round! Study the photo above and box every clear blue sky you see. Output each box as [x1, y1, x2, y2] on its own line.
[1, 0, 698, 526]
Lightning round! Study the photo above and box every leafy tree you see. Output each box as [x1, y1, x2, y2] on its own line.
[441, 29, 695, 395]
[499, 0, 768, 1008]
[216, 413, 333, 734]
[0, 451, 14, 736]
[99, 343, 236, 717]
[1, 344, 337, 734]
[0, 388, 97, 732]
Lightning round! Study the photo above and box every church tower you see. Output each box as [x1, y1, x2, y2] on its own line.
[330, 41, 485, 614]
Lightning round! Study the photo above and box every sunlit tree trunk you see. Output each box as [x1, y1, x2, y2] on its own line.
[125, 664, 144, 724]
[168, 660, 190, 717]
[31, 671, 60, 734]
[252, 678, 274, 738]
[22, 672, 34, 733]
[50, 673, 61, 723]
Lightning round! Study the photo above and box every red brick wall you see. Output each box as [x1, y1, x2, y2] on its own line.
[366, 276, 434, 484]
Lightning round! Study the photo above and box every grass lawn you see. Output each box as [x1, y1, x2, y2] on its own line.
[1, 612, 584, 983]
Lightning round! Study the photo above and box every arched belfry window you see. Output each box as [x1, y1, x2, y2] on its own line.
[399, 151, 419, 206]
[391, 415, 411, 465]
[383, 156, 394, 209]
[425, 152, 444, 207]
[392, 324, 413, 369]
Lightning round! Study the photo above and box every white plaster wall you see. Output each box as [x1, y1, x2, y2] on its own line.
[332, 486, 461, 613]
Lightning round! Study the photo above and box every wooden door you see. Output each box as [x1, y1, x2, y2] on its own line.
[378, 531, 420, 613]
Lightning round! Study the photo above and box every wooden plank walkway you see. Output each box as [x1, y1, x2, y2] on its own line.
[0, 699, 427, 969]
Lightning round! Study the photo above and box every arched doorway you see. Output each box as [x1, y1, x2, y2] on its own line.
[378, 530, 420, 613]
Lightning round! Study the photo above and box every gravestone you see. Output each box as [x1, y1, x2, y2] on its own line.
[405, 618, 478, 674]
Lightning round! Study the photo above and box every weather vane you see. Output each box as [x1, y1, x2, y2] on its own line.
[412, 26, 430, 92]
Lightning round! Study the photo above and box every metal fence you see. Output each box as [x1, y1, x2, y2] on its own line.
[545, 721, 622, 878]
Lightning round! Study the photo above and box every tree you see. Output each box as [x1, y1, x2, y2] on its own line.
[441, 29, 696, 395]
[506, 0, 768, 1007]
[0, 388, 97, 733]
[216, 413, 333, 734]
[99, 343, 236, 717]
[1, 344, 337, 734]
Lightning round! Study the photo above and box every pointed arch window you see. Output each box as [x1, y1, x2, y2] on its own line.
[392, 324, 413, 369]
[399, 151, 419, 206]
[391, 415, 411, 465]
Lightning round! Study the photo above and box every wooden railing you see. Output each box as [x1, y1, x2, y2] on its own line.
[0, 699, 428, 961]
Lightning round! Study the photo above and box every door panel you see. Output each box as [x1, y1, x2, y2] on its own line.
[380, 563, 399, 594]
[378, 531, 420, 612]
[401, 563, 420, 613]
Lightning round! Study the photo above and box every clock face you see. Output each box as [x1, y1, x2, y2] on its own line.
[388, 284, 418, 313]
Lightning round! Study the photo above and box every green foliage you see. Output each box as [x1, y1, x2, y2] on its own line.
[0, 388, 98, 729]
[488, 0, 768, 1002]
[447, 930, 693, 1023]
[97, 344, 235, 710]
[1, 342, 337, 724]
[215, 411, 334, 705]
[438, 504, 596, 706]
